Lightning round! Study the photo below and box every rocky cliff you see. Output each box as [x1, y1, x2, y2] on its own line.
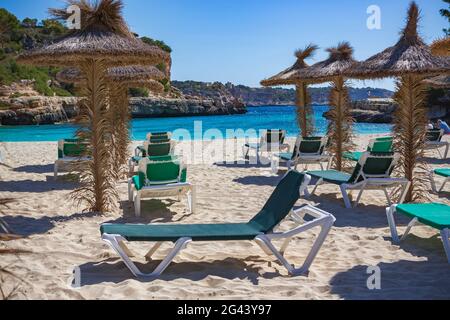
[0, 81, 246, 125]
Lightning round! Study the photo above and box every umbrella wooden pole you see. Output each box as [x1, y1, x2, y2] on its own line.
[393, 74, 429, 202]
[75, 59, 117, 213]
[327, 77, 353, 171]
[295, 82, 313, 137]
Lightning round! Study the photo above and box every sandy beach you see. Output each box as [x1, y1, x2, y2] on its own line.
[1, 134, 449, 300]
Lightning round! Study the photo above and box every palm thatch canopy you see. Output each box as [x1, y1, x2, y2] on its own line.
[423, 75, 450, 88]
[57, 66, 165, 84]
[17, 0, 170, 67]
[349, 3, 450, 79]
[431, 37, 450, 57]
[260, 44, 318, 86]
[293, 42, 357, 83]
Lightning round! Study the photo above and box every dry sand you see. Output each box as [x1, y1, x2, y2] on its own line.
[0, 134, 449, 300]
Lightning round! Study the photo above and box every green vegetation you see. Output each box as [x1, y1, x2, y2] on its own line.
[441, 0, 450, 35]
[0, 8, 171, 98]
[129, 87, 149, 97]
[140, 37, 172, 53]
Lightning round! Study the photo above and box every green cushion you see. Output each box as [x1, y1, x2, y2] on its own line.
[308, 170, 352, 185]
[61, 143, 86, 158]
[435, 168, 450, 178]
[343, 151, 364, 162]
[249, 171, 305, 232]
[396, 203, 450, 230]
[101, 223, 263, 242]
[133, 174, 145, 191]
[374, 136, 393, 142]
[298, 140, 322, 154]
[369, 140, 393, 153]
[146, 161, 181, 185]
[146, 143, 171, 157]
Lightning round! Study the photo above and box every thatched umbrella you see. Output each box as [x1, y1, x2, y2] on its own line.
[423, 75, 450, 88]
[293, 42, 357, 171]
[261, 44, 318, 137]
[57, 66, 165, 178]
[431, 37, 450, 56]
[349, 2, 450, 202]
[18, 0, 170, 213]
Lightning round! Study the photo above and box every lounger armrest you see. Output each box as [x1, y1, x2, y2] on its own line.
[135, 146, 146, 157]
[266, 205, 335, 240]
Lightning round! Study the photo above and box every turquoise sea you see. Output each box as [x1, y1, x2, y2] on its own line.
[0, 105, 392, 142]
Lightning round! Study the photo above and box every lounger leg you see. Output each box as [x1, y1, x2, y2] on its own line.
[134, 192, 141, 217]
[444, 143, 449, 159]
[401, 217, 418, 242]
[255, 216, 334, 276]
[54, 162, 58, 178]
[383, 188, 392, 207]
[128, 180, 134, 202]
[386, 206, 400, 243]
[437, 148, 443, 159]
[440, 229, 450, 264]
[439, 179, 449, 193]
[340, 185, 352, 209]
[145, 242, 163, 261]
[354, 186, 366, 208]
[430, 171, 438, 193]
[102, 234, 192, 278]
[128, 158, 134, 176]
[310, 178, 323, 195]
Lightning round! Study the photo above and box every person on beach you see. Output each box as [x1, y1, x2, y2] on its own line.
[438, 119, 450, 134]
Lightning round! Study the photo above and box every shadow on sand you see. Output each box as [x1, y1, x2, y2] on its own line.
[330, 253, 450, 299]
[0, 179, 77, 193]
[77, 255, 281, 286]
[13, 164, 54, 174]
[114, 199, 192, 224]
[2, 211, 97, 237]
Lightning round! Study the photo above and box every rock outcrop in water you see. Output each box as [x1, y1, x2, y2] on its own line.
[324, 97, 450, 123]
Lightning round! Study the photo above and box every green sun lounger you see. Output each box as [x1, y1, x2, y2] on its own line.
[430, 168, 450, 193]
[271, 136, 330, 172]
[307, 152, 410, 208]
[128, 156, 193, 217]
[102, 171, 336, 278]
[386, 203, 450, 263]
[343, 136, 393, 162]
[243, 129, 288, 162]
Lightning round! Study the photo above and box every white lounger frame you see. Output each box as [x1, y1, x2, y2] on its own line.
[309, 153, 411, 209]
[386, 205, 450, 264]
[430, 170, 449, 193]
[425, 130, 449, 159]
[128, 158, 195, 217]
[243, 130, 289, 162]
[102, 205, 335, 278]
[271, 136, 331, 172]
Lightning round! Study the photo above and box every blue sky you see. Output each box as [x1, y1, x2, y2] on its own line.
[2, 0, 448, 90]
